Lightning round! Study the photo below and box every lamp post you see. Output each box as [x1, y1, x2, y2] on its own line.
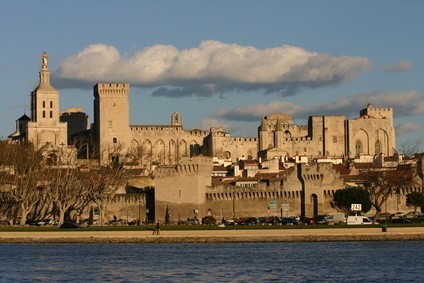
[138, 195, 141, 225]
[145, 208, 149, 225]
[232, 186, 236, 219]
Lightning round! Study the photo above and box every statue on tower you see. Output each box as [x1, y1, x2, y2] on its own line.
[42, 51, 48, 69]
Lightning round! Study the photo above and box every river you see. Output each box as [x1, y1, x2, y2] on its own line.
[0, 242, 422, 282]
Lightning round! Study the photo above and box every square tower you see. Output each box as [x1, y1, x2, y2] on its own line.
[93, 83, 130, 165]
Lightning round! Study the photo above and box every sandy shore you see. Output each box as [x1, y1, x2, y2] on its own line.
[1, 227, 424, 243]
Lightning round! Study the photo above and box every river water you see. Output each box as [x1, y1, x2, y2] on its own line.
[0, 242, 422, 282]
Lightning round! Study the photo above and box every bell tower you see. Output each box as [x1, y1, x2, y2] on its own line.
[26, 52, 67, 149]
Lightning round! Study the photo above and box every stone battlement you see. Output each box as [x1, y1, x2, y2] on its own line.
[94, 83, 130, 95]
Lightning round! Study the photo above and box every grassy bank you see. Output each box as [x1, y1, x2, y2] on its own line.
[2, 222, 424, 232]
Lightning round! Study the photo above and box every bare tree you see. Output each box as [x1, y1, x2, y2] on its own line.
[47, 167, 88, 226]
[0, 142, 45, 225]
[362, 164, 420, 223]
[398, 138, 424, 157]
[87, 167, 125, 226]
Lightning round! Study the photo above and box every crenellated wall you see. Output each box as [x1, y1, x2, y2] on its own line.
[153, 157, 213, 222]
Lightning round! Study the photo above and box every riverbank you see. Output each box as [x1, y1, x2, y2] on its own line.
[1, 227, 424, 243]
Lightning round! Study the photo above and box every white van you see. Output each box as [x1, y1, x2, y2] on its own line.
[325, 214, 346, 224]
[347, 216, 377, 225]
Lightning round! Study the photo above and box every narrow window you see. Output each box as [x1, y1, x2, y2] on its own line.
[42, 101, 46, 108]
[355, 141, 362, 156]
[375, 140, 381, 154]
[50, 111, 53, 118]
[113, 138, 117, 143]
[50, 101, 53, 108]
[42, 111, 45, 118]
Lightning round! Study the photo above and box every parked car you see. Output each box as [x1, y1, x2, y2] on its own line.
[315, 215, 331, 225]
[378, 212, 392, 219]
[280, 217, 298, 225]
[25, 219, 38, 226]
[392, 218, 412, 224]
[347, 216, 377, 225]
[260, 216, 279, 225]
[325, 214, 346, 225]
[109, 219, 128, 226]
[244, 217, 258, 225]
[60, 222, 82, 229]
[288, 216, 301, 222]
[234, 217, 247, 225]
[184, 218, 199, 225]
[405, 211, 421, 218]
[224, 219, 235, 225]
[301, 217, 315, 225]
[393, 212, 406, 219]
[201, 216, 216, 225]
[36, 219, 56, 226]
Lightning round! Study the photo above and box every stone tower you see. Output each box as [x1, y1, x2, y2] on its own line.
[93, 83, 130, 165]
[26, 52, 67, 149]
[347, 103, 395, 158]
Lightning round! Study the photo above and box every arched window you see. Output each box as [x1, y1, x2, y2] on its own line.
[355, 140, 362, 156]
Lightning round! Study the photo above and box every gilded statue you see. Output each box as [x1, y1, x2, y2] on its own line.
[42, 51, 48, 68]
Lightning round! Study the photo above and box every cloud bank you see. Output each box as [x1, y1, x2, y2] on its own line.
[382, 60, 411, 73]
[53, 41, 370, 96]
[213, 91, 424, 122]
[395, 122, 422, 136]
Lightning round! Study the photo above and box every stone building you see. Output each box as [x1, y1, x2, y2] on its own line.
[258, 104, 395, 160]
[59, 107, 89, 144]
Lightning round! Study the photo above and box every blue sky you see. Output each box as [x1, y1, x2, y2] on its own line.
[1, 1, 423, 149]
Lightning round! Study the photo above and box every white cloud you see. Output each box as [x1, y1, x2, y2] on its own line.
[194, 118, 235, 133]
[382, 60, 411, 73]
[213, 101, 303, 122]
[213, 91, 424, 122]
[53, 41, 370, 96]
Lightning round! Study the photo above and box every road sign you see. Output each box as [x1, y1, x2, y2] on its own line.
[268, 200, 278, 213]
[351, 204, 362, 211]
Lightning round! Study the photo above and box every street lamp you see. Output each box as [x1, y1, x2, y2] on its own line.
[232, 186, 236, 219]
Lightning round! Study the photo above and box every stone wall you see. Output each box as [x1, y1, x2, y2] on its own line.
[153, 157, 212, 222]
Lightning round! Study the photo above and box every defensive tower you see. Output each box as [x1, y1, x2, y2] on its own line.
[93, 83, 130, 165]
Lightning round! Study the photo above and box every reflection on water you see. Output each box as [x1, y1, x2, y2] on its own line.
[0, 242, 423, 282]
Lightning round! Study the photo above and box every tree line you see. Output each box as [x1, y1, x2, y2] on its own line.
[333, 163, 424, 223]
[0, 141, 126, 226]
